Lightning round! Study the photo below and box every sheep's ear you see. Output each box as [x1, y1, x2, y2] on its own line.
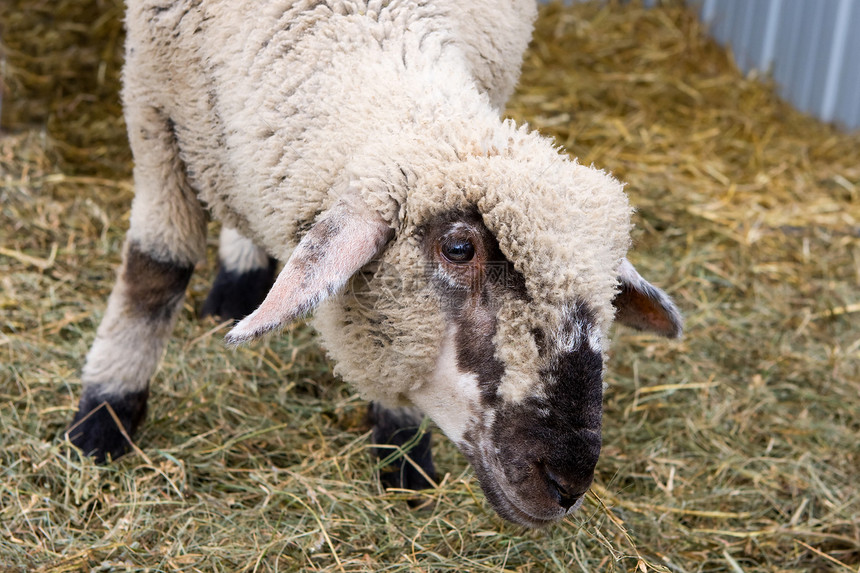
[226, 200, 392, 344]
[612, 258, 683, 338]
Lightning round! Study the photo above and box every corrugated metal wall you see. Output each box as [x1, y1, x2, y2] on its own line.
[697, 0, 860, 130]
[562, 0, 860, 130]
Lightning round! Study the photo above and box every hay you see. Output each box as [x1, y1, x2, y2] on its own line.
[1, 0, 858, 571]
[0, 0, 129, 175]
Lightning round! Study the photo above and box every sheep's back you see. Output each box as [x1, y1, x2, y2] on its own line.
[121, 0, 537, 257]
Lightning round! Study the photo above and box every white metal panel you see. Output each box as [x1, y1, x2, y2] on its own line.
[835, 1, 860, 127]
[550, 0, 860, 130]
[821, 0, 854, 122]
[798, 2, 826, 114]
[694, 0, 860, 130]
[758, 1, 782, 70]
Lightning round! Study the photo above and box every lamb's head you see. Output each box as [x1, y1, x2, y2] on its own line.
[396, 178, 682, 527]
[406, 207, 610, 526]
[226, 138, 682, 527]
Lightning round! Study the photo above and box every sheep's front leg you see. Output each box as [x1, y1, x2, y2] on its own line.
[368, 403, 436, 495]
[201, 227, 277, 320]
[68, 107, 206, 462]
[69, 243, 196, 461]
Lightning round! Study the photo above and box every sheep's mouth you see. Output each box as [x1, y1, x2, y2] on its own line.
[464, 444, 582, 528]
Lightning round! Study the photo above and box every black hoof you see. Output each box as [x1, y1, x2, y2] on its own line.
[67, 388, 148, 463]
[368, 402, 436, 493]
[200, 257, 277, 320]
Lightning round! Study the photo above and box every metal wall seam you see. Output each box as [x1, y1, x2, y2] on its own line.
[821, 0, 853, 123]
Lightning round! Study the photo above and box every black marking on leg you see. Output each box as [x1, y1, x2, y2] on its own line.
[201, 257, 278, 320]
[368, 402, 436, 496]
[124, 241, 195, 321]
[67, 387, 149, 463]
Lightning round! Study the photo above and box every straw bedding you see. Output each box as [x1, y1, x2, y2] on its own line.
[1, 0, 858, 570]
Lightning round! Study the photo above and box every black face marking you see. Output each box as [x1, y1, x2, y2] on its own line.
[455, 312, 504, 406]
[537, 301, 604, 432]
[531, 327, 547, 356]
[460, 301, 604, 525]
[418, 212, 608, 524]
[68, 386, 149, 463]
[420, 208, 528, 404]
[201, 256, 278, 320]
[124, 241, 195, 321]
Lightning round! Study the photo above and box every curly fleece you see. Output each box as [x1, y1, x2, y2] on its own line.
[122, 0, 631, 406]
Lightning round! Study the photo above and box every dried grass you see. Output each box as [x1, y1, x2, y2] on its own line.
[1, 0, 859, 571]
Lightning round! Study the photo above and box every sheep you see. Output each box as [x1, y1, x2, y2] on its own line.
[67, 0, 683, 528]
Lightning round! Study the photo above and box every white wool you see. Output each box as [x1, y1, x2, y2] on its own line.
[121, 0, 634, 407]
[123, 0, 537, 258]
[218, 227, 270, 274]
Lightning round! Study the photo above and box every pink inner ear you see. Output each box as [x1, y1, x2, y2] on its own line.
[225, 201, 392, 344]
[614, 285, 679, 337]
[613, 258, 683, 338]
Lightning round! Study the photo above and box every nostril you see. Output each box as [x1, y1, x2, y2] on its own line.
[544, 468, 586, 511]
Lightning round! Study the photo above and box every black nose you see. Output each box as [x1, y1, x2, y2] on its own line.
[544, 467, 590, 511]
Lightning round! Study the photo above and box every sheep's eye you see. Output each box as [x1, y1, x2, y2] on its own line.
[441, 236, 475, 263]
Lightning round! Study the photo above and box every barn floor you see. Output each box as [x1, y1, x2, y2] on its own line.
[1, 1, 858, 571]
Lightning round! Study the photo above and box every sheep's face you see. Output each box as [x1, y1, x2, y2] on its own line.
[407, 208, 605, 526]
[228, 153, 682, 528]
